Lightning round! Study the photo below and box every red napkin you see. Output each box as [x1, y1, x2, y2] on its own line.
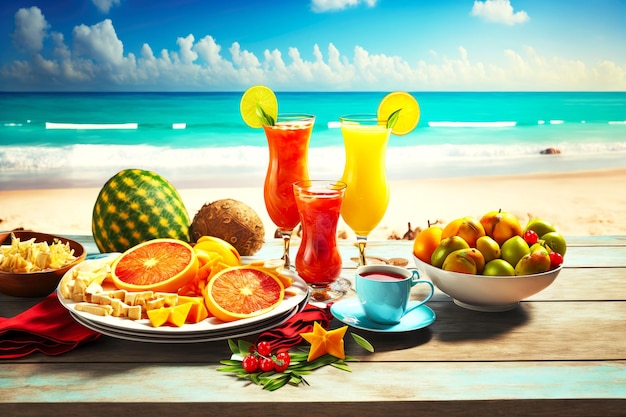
[255, 303, 333, 352]
[0, 293, 101, 359]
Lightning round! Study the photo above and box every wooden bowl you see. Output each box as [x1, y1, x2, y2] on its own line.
[0, 231, 86, 297]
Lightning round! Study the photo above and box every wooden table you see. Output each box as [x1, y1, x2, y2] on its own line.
[1, 235, 625, 416]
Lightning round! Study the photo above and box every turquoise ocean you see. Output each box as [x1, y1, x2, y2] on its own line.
[1, 91, 625, 191]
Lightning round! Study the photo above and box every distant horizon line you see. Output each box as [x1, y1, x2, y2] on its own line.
[2, 90, 625, 94]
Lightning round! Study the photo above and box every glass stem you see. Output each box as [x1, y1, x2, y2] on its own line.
[281, 230, 292, 269]
[356, 235, 368, 266]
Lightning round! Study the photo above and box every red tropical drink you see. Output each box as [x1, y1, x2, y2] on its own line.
[293, 180, 346, 288]
[263, 114, 315, 268]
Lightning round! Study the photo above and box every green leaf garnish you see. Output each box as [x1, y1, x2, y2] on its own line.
[228, 339, 239, 354]
[386, 108, 402, 129]
[351, 333, 374, 352]
[218, 334, 373, 391]
[256, 104, 275, 126]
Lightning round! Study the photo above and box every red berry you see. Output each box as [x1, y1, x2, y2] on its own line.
[523, 230, 539, 245]
[274, 352, 291, 372]
[256, 341, 272, 357]
[549, 251, 564, 269]
[242, 355, 259, 373]
[259, 357, 275, 372]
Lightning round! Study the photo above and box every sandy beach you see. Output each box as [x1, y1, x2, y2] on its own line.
[1, 168, 625, 243]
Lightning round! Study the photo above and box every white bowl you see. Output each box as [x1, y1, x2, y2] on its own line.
[413, 255, 562, 312]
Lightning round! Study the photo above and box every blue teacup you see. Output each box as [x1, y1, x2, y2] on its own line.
[355, 264, 434, 325]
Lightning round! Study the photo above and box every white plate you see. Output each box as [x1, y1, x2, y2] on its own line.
[69, 305, 303, 343]
[68, 287, 310, 340]
[58, 260, 310, 335]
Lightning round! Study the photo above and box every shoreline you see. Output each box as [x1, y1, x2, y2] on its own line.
[2, 148, 626, 192]
[1, 167, 625, 242]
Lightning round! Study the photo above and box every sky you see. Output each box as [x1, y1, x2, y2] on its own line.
[0, 0, 624, 92]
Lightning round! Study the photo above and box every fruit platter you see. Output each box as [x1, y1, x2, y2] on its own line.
[57, 237, 310, 343]
[412, 210, 566, 312]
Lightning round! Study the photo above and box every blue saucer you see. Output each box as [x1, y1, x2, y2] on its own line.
[330, 298, 436, 333]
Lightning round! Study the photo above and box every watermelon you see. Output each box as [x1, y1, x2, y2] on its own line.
[92, 169, 190, 253]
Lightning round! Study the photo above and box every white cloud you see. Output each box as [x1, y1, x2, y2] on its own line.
[311, 0, 377, 13]
[73, 19, 124, 65]
[471, 0, 529, 25]
[92, 0, 121, 14]
[11, 7, 50, 53]
[1, 9, 624, 91]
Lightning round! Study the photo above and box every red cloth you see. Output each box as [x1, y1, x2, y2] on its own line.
[0, 293, 101, 359]
[256, 303, 333, 352]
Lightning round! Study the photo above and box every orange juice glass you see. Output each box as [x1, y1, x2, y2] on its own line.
[263, 114, 315, 268]
[294, 180, 346, 300]
[339, 114, 391, 266]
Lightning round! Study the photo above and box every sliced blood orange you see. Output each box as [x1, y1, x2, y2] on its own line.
[203, 266, 284, 322]
[111, 238, 199, 293]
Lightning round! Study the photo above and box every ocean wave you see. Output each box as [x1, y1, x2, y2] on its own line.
[428, 121, 516, 128]
[2, 143, 626, 190]
[45, 122, 139, 130]
[4, 117, 625, 131]
[2, 142, 626, 172]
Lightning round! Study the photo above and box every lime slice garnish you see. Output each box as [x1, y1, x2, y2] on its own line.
[240, 85, 278, 128]
[377, 91, 420, 136]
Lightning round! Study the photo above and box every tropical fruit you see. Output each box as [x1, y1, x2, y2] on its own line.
[111, 238, 199, 293]
[193, 236, 241, 266]
[418, 210, 566, 276]
[147, 302, 194, 328]
[412, 223, 443, 263]
[441, 216, 485, 248]
[177, 295, 210, 323]
[189, 199, 265, 256]
[203, 266, 284, 322]
[480, 209, 523, 246]
[377, 91, 420, 136]
[92, 169, 190, 253]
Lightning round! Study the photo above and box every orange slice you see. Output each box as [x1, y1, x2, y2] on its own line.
[111, 238, 199, 293]
[203, 266, 284, 322]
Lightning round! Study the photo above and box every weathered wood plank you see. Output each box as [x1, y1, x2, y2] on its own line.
[564, 235, 626, 246]
[3, 301, 624, 364]
[2, 399, 626, 417]
[526, 267, 626, 300]
[1, 361, 624, 405]
[357, 300, 626, 362]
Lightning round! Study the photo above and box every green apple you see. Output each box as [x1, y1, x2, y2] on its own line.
[541, 231, 567, 256]
[483, 259, 515, 276]
[501, 235, 530, 267]
[525, 218, 556, 238]
[476, 235, 501, 263]
[514, 246, 551, 275]
[431, 236, 470, 268]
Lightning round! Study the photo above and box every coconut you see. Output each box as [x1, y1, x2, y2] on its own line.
[189, 199, 265, 256]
